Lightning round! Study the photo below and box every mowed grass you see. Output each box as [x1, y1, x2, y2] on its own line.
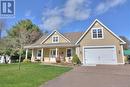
[0, 63, 72, 87]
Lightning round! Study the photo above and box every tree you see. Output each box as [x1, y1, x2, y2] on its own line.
[0, 19, 6, 39]
[7, 19, 43, 46]
[0, 19, 45, 62]
[119, 36, 130, 50]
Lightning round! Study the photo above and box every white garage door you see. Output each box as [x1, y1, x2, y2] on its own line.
[84, 46, 117, 64]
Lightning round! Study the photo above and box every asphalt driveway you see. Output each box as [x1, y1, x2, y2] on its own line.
[41, 65, 130, 87]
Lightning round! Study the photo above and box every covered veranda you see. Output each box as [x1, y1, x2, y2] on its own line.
[24, 43, 79, 63]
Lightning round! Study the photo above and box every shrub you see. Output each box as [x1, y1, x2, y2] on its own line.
[124, 56, 128, 63]
[23, 59, 31, 63]
[72, 54, 81, 65]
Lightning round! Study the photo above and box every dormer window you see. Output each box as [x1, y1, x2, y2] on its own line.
[52, 36, 59, 43]
[92, 28, 103, 39]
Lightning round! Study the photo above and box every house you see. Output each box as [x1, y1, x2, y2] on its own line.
[24, 19, 126, 65]
[0, 55, 11, 64]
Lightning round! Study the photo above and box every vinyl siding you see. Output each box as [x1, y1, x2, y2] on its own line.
[44, 32, 68, 44]
[78, 22, 123, 64]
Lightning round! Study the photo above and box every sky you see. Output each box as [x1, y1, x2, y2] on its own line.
[1, 0, 130, 39]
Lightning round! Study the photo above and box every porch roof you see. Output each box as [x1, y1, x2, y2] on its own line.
[24, 43, 79, 49]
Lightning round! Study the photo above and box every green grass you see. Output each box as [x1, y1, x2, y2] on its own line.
[0, 63, 72, 87]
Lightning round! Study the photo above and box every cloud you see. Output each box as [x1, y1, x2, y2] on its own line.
[40, 0, 127, 31]
[64, 0, 91, 20]
[25, 10, 35, 20]
[40, 0, 91, 31]
[40, 8, 63, 30]
[96, 0, 127, 14]
[43, 16, 63, 31]
[42, 7, 62, 17]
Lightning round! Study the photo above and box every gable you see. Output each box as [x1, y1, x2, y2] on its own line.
[76, 19, 126, 45]
[79, 22, 121, 45]
[41, 30, 70, 44]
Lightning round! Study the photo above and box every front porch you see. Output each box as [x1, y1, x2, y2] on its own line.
[25, 47, 75, 63]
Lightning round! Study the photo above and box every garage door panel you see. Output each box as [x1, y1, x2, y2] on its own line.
[84, 46, 117, 64]
[84, 49, 99, 64]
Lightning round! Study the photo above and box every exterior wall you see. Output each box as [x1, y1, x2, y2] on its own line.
[78, 22, 123, 64]
[44, 48, 50, 62]
[44, 32, 68, 44]
[65, 48, 75, 63]
[59, 48, 66, 58]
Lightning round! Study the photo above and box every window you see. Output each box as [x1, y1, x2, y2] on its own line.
[52, 36, 59, 43]
[92, 28, 103, 39]
[37, 50, 41, 57]
[67, 48, 72, 57]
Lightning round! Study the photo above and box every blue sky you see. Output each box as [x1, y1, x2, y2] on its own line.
[2, 0, 130, 39]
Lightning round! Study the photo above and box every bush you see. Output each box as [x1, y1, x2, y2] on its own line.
[124, 56, 128, 63]
[72, 54, 81, 65]
[23, 59, 31, 63]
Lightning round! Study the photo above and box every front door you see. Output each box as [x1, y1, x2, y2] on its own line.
[50, 49, 56, 58]
[50, 49, 56, 62]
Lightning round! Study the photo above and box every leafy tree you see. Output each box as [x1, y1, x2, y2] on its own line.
[119, 36, 130, 50]
[0, 19, 46, 62]
[7, 19, 43, 46]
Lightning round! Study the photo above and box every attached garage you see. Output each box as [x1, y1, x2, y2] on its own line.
[83, 46, 117, 65]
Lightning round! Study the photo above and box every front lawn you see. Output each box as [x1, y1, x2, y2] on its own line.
[0, 63, 72, 87]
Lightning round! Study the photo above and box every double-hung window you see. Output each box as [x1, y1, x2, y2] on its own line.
[67, 48, 72, 57]
[92, 28, 103, 39]
[52, 36, 59, 43]
[37, 50, 41, 57]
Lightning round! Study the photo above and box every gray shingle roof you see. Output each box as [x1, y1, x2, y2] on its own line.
[24, 32, 83, 48]
[35, 32, 83, 44]
[34, 34, 48, 45]
[63, 32, 83, 43]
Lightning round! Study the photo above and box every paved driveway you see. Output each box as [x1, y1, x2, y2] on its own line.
[41, 65, 130, 87]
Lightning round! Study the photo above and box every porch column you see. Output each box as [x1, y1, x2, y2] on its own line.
[25, 48, 28, 59]
[31, 49, 35, 62]
[56, 48, 58, 58]
[41, 48, 44, 62]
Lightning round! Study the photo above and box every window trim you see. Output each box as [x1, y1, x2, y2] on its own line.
[91, 27, 104, 39]
[66, 48, 72, 57]
[52, 35, 59, 43]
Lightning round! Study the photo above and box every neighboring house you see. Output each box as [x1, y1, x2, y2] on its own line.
[0, 55, 11, 64]
[0, 55, 5, 63]
[24, 19, 126, 65]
